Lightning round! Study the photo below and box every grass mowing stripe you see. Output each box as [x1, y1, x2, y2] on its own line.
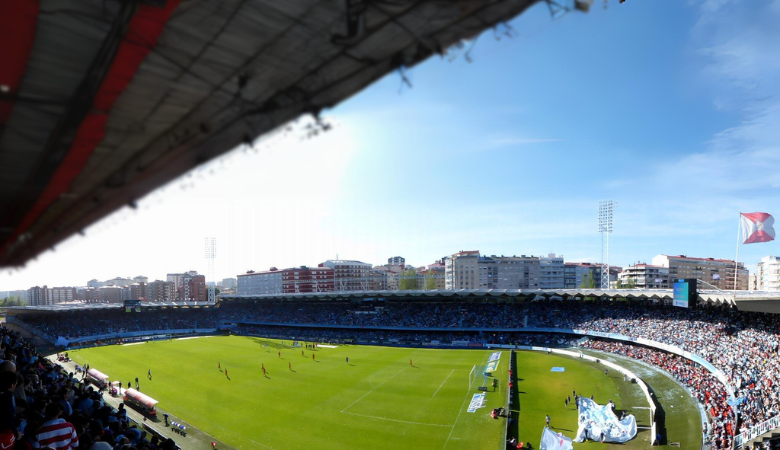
[341, 411, 454, 427]
[433, 369, 455, 397]
[199, 417, 277, 449]
[340, 366, 408, 413]
[442, 386, 473, 450]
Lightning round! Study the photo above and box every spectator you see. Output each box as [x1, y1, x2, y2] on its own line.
[32, 402, 78, 449]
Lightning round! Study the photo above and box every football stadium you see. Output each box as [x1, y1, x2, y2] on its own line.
[2, 288, 780, 449]
[1, 0, 779, 449]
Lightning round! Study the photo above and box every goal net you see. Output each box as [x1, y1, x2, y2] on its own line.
[469, 365, 488, 390]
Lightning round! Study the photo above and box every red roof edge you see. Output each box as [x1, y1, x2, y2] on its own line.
[4, 0, 182, 257]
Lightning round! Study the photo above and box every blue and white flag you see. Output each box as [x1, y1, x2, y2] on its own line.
[727, 396, 746, 407]
[574, 397, 637, 444]
[540, 427, 574, 450]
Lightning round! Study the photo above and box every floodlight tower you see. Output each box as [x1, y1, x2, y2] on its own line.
[205, 237, 216, 303]
[598, 201, 616, 289]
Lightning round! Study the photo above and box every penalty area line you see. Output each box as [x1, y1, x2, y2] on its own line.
[341, 367, 407, 413]
[443, 388, 472, 449]
[433, 369, 455, 397]
[342, 411, 453, 428]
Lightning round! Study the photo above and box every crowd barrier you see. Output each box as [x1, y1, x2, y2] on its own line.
[59, 328, 218, 345]
[735, 416, 780, 449]
[502, 350, 516, 449]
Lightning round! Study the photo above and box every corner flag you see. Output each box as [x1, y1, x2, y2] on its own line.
[540, 427, 574, 450]
[741, 213, 775, 244]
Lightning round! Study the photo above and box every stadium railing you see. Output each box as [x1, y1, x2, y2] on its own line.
[502, 350, 518, 449]
[59, 328, 218, 345]
[735, 415, 780, 449]
[530, 347, 658, 446]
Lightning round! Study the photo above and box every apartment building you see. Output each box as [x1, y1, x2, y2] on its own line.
[757, 256, 780, 291]
[445, 251, 480, 290]
[652, 254, 748, 290]
[320, 260, 373, 291]
[540, 253, 565, 289]
[619, 264, 670, 289]
[282, 266, 335, 293]
[237, 269, 283, 295]
[478, 255, 540, 289]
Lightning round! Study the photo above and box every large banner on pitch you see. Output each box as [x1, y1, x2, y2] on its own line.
[540, 427, 574, 450]
[574, 398, 636, 444]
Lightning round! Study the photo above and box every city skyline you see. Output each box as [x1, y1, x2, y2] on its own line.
[2, 0, 780, 290]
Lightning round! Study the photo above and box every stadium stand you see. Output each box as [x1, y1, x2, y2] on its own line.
[0, 325, 180, 450]
[10, 298, 780, 449]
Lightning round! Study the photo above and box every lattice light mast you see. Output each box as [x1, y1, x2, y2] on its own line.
[205, 237, 216, 303]
[598, 201, 615, 289]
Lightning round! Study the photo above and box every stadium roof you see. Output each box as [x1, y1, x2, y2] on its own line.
[0, 0, 544, 268]
[219, 288, 780, 312]
[3, 300, 214, 315]
[219, 288, 740, 303]
[7, 289, 780, 313]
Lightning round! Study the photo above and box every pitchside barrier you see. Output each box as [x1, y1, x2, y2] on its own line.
[501, 350, 517, 450]
[529, 347, 658, 446]
[57, 328, 218, 345]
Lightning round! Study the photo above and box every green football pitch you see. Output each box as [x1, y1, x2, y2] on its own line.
[513, 350, 702, 450]
[69, 337, 703, 450]
[70, 336, 510, 450]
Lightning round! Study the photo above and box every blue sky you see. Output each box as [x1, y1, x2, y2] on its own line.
[3, 0, 780, 289]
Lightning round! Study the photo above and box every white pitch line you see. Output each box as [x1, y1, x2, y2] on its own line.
[443, 388, 472, 449]
[341, 367, 407, 413]
[433, 369, 455, 397]
[342, 411, 453, 428]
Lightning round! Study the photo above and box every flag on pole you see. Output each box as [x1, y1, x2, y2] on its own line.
[541, 427, 574, 450]
[741, 213, 776, 244]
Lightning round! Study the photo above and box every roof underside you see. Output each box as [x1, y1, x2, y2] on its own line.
[0, 0, 541, 267]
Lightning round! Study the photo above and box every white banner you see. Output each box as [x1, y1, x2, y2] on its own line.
[540, 427, 574, 450]
[574, 397, 637, 443]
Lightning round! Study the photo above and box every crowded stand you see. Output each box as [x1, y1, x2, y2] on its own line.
[528, 302, 779, 440]
[0, 325, 179, 450]
[233, 324, 580, 348]
[13, 298, 780, 448]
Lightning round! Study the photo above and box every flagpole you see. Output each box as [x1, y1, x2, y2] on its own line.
[734, 211, 741, 300]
